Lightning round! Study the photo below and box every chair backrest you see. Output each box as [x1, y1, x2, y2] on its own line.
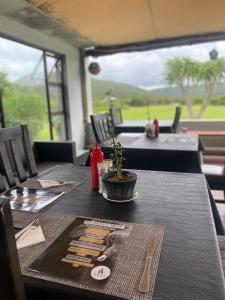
[0, 196, 26, 300]
[0, 124, 38, 188]
[172, 106, 182, 133]
[110, 107, 123, 126]
[0, 89, 5, 128]
[90, 113, 113, 143]
[0, 173, 7, 193]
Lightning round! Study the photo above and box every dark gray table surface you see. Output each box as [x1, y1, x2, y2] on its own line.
[24, 164, 225, 300]
[102, 133, 200, 152]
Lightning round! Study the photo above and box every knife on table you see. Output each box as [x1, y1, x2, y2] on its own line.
[138, 237, 156, 293]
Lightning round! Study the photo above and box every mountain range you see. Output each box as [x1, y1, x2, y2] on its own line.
[92, 78, 225, 100]
[14, 76, 225, 100]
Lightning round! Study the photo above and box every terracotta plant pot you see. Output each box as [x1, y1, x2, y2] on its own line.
[102, 171, 137, 201]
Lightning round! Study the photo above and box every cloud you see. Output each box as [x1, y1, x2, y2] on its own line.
[0, 37, 42, 81]
[92, 40, 225, 89]
[1, 35, 225, 89]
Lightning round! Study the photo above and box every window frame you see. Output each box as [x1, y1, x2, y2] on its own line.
[0, 33, 70, 141]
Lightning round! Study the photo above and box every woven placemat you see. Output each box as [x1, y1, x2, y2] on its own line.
[12, 179, 81, 229]
[19, 212, 165, 300]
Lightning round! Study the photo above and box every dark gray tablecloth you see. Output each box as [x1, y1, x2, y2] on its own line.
[114, 120, 173, 134]
[24, 164, 225, 300]
[101, 134, 203, 173]
[117, 134, 199, 151]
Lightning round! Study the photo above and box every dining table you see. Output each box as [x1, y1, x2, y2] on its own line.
[114, 120, 173, 134]
[101, 133, 204, 173]
[17, 164, 225, 300]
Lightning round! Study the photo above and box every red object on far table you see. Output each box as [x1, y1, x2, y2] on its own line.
[153, 119, 160, 137]
[90, 143, 104, 189]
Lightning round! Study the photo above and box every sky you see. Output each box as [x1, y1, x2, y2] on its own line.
[0, 37, 44, 81]
[1, 36, 225, 90]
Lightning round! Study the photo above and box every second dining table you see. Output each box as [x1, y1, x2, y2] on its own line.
[114, 120, 173, 134]
[101, 133, 204, 173]
[16, 164, 225, 300]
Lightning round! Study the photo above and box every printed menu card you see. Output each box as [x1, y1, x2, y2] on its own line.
[29, 217, 133, 285]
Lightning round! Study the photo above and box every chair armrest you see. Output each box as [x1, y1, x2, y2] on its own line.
[34, 141, 76, 163]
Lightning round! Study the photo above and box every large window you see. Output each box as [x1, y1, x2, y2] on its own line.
[91, 40, 225, 121]
[0, 37, 67, 140]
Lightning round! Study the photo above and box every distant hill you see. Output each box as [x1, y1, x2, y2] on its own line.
[91, 78, 182, 100]
[14, 75, 54, 98]
[92, 79, 225, 100]
[14, 75, 42, 87]
[92, 79, 152, 99]
[13, 76, 225, 101]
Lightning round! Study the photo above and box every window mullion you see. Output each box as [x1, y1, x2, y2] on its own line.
[43, 51, 54, 140]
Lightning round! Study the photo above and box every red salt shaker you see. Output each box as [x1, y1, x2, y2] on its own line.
[153, 119, 160, 137]
[90, 143, 104, 189]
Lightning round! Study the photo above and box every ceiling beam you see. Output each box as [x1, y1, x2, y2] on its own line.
[85, 31, 225, 57]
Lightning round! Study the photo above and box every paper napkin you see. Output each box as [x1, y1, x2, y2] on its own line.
[38, 179, 70, 188]
[16, 224, 45, 249]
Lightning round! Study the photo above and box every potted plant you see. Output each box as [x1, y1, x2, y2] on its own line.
[102, 137, 137, 201]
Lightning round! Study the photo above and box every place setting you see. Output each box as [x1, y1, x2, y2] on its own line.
[20, 214, 165, 300]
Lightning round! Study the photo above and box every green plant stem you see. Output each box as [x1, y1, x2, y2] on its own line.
[111, 137, 123, 181]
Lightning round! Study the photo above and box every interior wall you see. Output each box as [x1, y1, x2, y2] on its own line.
[0, 14, 86, 155]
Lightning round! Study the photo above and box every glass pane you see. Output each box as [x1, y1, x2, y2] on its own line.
[49, 85, 63, 112]
[0, 37, 50, 140]
[46, 55, 62, 83]
[51, 115, 66, 141]
[91, 40, 225, 121]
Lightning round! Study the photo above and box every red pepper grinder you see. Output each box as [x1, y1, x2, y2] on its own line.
[153, 119, 160, 138]
[90, 143, 104, 190]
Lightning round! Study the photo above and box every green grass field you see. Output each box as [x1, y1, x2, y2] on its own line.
[121, 105, 225, 120]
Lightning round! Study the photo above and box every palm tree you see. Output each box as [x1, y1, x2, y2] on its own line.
[165, 56, 225, 118]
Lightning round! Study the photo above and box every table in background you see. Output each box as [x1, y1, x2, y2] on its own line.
[101, 133, 203, 173]
[114, 120, 173, 134]
[23, 164, 225, 300]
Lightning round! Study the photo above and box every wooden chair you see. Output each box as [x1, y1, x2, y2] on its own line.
[202, 163, 225, 203]
[0, 125, 38, 188]
[206, 182, 225, 235]
[0, 196, 26, 300]
[171, 106, 182, 133]
[110, 107, 123, 127]
[90, 113, 114, 143]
